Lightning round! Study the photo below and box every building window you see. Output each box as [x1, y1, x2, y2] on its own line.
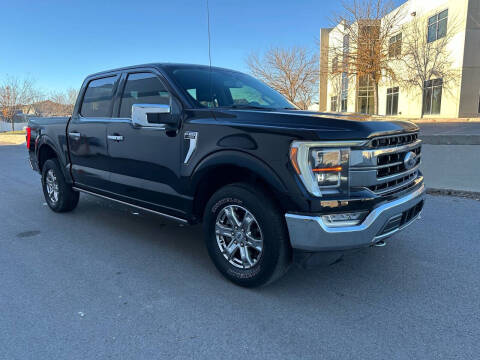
[341, 72, 348, 112]
[389, 33, 402, 58]
[428, 10, 448, 43]
[343, 35, 350, 54]
[332, 56, 338, 73]
[357, 76, 374, 114]
[342, 35, 350, 71]
[386, 87, 399, 115]
[331, 96, 338, 112]
[423, 79, 443, 115]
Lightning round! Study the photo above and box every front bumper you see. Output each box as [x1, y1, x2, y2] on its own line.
[285, 184, 425, 251]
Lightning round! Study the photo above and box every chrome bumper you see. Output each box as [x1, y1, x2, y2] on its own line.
[285, 184, 426, 251]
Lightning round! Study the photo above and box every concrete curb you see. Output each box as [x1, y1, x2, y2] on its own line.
[427, 188, 480, 200]
[421, 135, 480, 145]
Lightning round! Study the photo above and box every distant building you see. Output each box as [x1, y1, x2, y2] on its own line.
[319, 0, 480, 118]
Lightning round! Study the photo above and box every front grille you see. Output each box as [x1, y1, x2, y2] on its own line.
[378, 200, 424, 236]
[376, 146, 421, 178]
[370, 133, 418, 148]
[350, 132, 423, 196]
[369, 171, 418, 193]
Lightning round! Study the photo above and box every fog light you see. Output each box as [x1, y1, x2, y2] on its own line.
[321, 211, 368, 227]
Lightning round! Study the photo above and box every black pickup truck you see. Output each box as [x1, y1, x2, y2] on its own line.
[27, 63, 425, 287]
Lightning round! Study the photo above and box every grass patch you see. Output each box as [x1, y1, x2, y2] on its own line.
[0, 133, 26, 145]
[1, 130, 26, 135]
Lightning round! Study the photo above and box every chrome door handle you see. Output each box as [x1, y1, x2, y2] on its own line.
[68, 132, 81, 139]
[108, 135, 124, 142]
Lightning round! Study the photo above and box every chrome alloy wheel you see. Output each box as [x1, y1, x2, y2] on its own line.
[215, 205, 264, 269]
[45, 169, 59, 204]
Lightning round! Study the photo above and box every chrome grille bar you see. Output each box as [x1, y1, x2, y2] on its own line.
[350, 132, 422, 195]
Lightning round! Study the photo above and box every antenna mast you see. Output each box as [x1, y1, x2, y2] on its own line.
[206, 0, 212, 69]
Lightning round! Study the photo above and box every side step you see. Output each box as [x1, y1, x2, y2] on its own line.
[72, 187, 189, 224]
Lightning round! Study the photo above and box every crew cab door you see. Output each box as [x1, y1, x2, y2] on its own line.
[106, 71, 187, 218]
[68, 75, 118, 191]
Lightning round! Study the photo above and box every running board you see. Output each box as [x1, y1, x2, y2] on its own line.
[72, 187, 189, 224]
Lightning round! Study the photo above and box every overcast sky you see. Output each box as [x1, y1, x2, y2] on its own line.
[1, 0, 405, 92]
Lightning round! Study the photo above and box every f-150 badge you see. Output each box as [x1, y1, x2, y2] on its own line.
[184, 131, 198, 164]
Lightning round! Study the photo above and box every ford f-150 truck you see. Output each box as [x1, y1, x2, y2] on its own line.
[27, 63, 425, 287]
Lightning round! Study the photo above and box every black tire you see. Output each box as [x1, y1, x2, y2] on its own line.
[203, 183, 292, 287]
[41, 158, 79, 213]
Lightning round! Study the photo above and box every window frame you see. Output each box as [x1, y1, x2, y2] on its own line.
[341, 72, 349, 112]
[331, 96, 338, 112]
[79, 75, 119, 119]
[114, 69, 172, 121]
[388, 33, 402, 59]
[386, 87, 399, 116]
[422, 78, 443, 115]
[427, 9, 448, 43]
[356, 75, 374, 115]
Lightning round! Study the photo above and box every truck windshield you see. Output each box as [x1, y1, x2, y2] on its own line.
[168, 67, 296, 110]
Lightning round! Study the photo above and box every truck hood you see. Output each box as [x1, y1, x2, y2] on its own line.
[212, 109, 419, 140]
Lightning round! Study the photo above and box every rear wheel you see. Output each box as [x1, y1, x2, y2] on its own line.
[204, 183, 292, 287]
[42, 158, 79, 212]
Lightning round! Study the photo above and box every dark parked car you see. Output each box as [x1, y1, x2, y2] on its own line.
[26, 63, 425, 287]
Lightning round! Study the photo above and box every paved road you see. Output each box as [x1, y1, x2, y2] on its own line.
[1, 144, 479, 359]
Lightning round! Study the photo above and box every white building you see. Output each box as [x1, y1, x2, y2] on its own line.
[319, 0, 480, 118]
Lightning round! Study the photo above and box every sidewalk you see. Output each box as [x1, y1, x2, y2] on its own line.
[421, 145, 480, 194]
[418, 122, 480, 145]
[0, 130, 477, 194]
[415, 123, 480, 194]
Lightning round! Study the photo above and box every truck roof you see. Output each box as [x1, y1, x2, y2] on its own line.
[87, 63, 240, 78]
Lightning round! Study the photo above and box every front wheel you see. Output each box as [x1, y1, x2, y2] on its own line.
[203, 183, 292, 287]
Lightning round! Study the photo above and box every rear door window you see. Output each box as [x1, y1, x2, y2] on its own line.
[119, 73, 171, 118]
[80, 76, 117, 118]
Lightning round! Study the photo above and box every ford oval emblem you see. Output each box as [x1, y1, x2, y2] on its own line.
[403, 151, 417, 170]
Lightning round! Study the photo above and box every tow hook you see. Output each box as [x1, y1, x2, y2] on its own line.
[374, 240, 387, 247]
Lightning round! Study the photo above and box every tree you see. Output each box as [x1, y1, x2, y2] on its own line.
[246, 47, 319, 109]
[48, 88, 79, 115]
[329, 0, 404, 114]
[400, 13, 460, 117]
[0, 76, 37, 131]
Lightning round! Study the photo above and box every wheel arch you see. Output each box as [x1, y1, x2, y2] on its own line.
[190, 150, 292, 221]
[36, 136, 72, 183]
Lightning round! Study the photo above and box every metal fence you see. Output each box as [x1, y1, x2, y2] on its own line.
[0, 120, 28, 132]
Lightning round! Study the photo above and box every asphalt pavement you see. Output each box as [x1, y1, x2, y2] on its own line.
[1, 144, 479, 359]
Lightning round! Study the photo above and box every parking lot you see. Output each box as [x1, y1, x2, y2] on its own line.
[1, 144, 479, 359]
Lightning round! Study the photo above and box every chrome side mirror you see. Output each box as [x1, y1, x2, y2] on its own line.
[131, 104, 172, 128]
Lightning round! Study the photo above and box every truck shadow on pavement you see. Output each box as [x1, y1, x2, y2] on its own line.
[69, 193, 425, 298]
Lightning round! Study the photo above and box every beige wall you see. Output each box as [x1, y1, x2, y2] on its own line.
[320, 0, 479, 118]
[459, 0, 480, 117]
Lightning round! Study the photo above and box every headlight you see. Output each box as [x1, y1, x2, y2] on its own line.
[290, 141, 350, 197]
